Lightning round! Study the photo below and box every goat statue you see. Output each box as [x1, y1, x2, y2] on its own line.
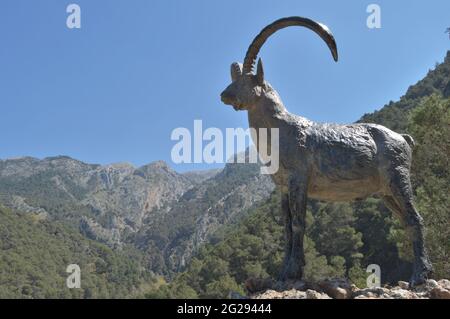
[220, 16, 432, 286]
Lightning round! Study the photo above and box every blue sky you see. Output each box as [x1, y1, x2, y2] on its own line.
[0, 0, 449, 171]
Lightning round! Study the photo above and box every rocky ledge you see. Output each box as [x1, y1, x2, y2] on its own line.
[247, 278, 450, 299]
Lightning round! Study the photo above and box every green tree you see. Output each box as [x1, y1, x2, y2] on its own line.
[309, 202, 363, 268]
[408, 95, 450, 278]
[204, 275, 244, 299]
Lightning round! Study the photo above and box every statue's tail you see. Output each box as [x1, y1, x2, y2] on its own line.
[402, 134, 415, 148]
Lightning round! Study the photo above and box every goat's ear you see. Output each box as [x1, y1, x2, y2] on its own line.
[256, 58, 264, 85]
[230, 62, 242, 82]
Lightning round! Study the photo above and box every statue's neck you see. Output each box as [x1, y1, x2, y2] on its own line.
[248, 89, 287, 129]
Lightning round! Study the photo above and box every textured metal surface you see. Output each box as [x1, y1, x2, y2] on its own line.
[221, 17, 432, 286]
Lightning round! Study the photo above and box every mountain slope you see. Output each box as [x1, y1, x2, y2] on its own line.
[137, 161, 274, 274]
[0, 205, 154, 298]
[182, 169, 221, 184]
[0, 155, 274, 276]
[358, 51, 450, 131]
[0, 156, 194, 247]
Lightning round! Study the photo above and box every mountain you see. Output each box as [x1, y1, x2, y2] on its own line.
[0, 155, 272, 275]
[0, 156, 193, 245]
[359, 51, 450, 131]
[182, 169, 222, 184]
[135, 161, 274, 274]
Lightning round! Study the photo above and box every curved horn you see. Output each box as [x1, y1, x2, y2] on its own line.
[243, 16, 338, 73]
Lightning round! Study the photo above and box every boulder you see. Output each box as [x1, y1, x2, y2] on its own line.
[253, 289, 307, 299]
[305, 289, 331, 299]
[318, 279, 352, 299]
[398, 281, 409, 290]
[430, 287, 450, 299]
[249, 278, 450, 299]
[438, 279, 450, 290]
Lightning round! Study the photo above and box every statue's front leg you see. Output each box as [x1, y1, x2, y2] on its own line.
[279, 192, 293, 281]
[282, 175, 308, 280]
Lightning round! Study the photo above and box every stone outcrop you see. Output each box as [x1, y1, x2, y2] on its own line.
[250, 279, 450, 299]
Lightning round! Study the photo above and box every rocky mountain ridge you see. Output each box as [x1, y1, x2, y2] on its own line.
[0, 155, 273, 274]
[0, 156, 193, 240]
[136, 161, 274, 272]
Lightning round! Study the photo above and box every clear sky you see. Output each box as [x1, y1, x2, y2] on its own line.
[0, 0, 449, 171]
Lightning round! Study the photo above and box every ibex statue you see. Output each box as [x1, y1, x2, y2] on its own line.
[220, 17, 432, 286]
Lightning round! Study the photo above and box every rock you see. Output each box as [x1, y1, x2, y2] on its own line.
[250, 278, 450, 299]
[352, 287, 389, 298]
[350, 284, 360, 293]
[305, 289, 331, 299]
[354, 292, 377, 299]
[425, 279, 439, 289]
[318, 279, 352, 299]
[398, 281, 409, 290]
[281, 289, 307, 299]
[253, 289, 306, 299]
[438, 279, 450, 290]
[305, 290, 321, 299]
[388, 288, 419, 299]
[430, 287, 450, 299]
[410, 278, 450, 299]
[412, 279, 439, 295]
[252, 289, 278, 299]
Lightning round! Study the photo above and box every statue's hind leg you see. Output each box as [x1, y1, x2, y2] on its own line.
[383, 172, 433, 287]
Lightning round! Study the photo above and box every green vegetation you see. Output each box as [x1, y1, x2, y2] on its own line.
[0, 205, 155, 298]
[407, 95, 450, 278]
[145, 195, 399, 298]
[135, 162, 266, 275]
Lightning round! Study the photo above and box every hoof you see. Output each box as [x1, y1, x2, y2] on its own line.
[279, 262, 303, 282]
[409, 274, 427, 288]
[409, 261, 433, 288]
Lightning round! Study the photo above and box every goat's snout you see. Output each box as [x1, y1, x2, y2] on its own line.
[221, 89, 244, 111]
[220, 90, 233, 105]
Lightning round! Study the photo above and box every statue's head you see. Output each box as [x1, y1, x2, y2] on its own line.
[221, 16, 338, 111]
[220, 60, 267, 111]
